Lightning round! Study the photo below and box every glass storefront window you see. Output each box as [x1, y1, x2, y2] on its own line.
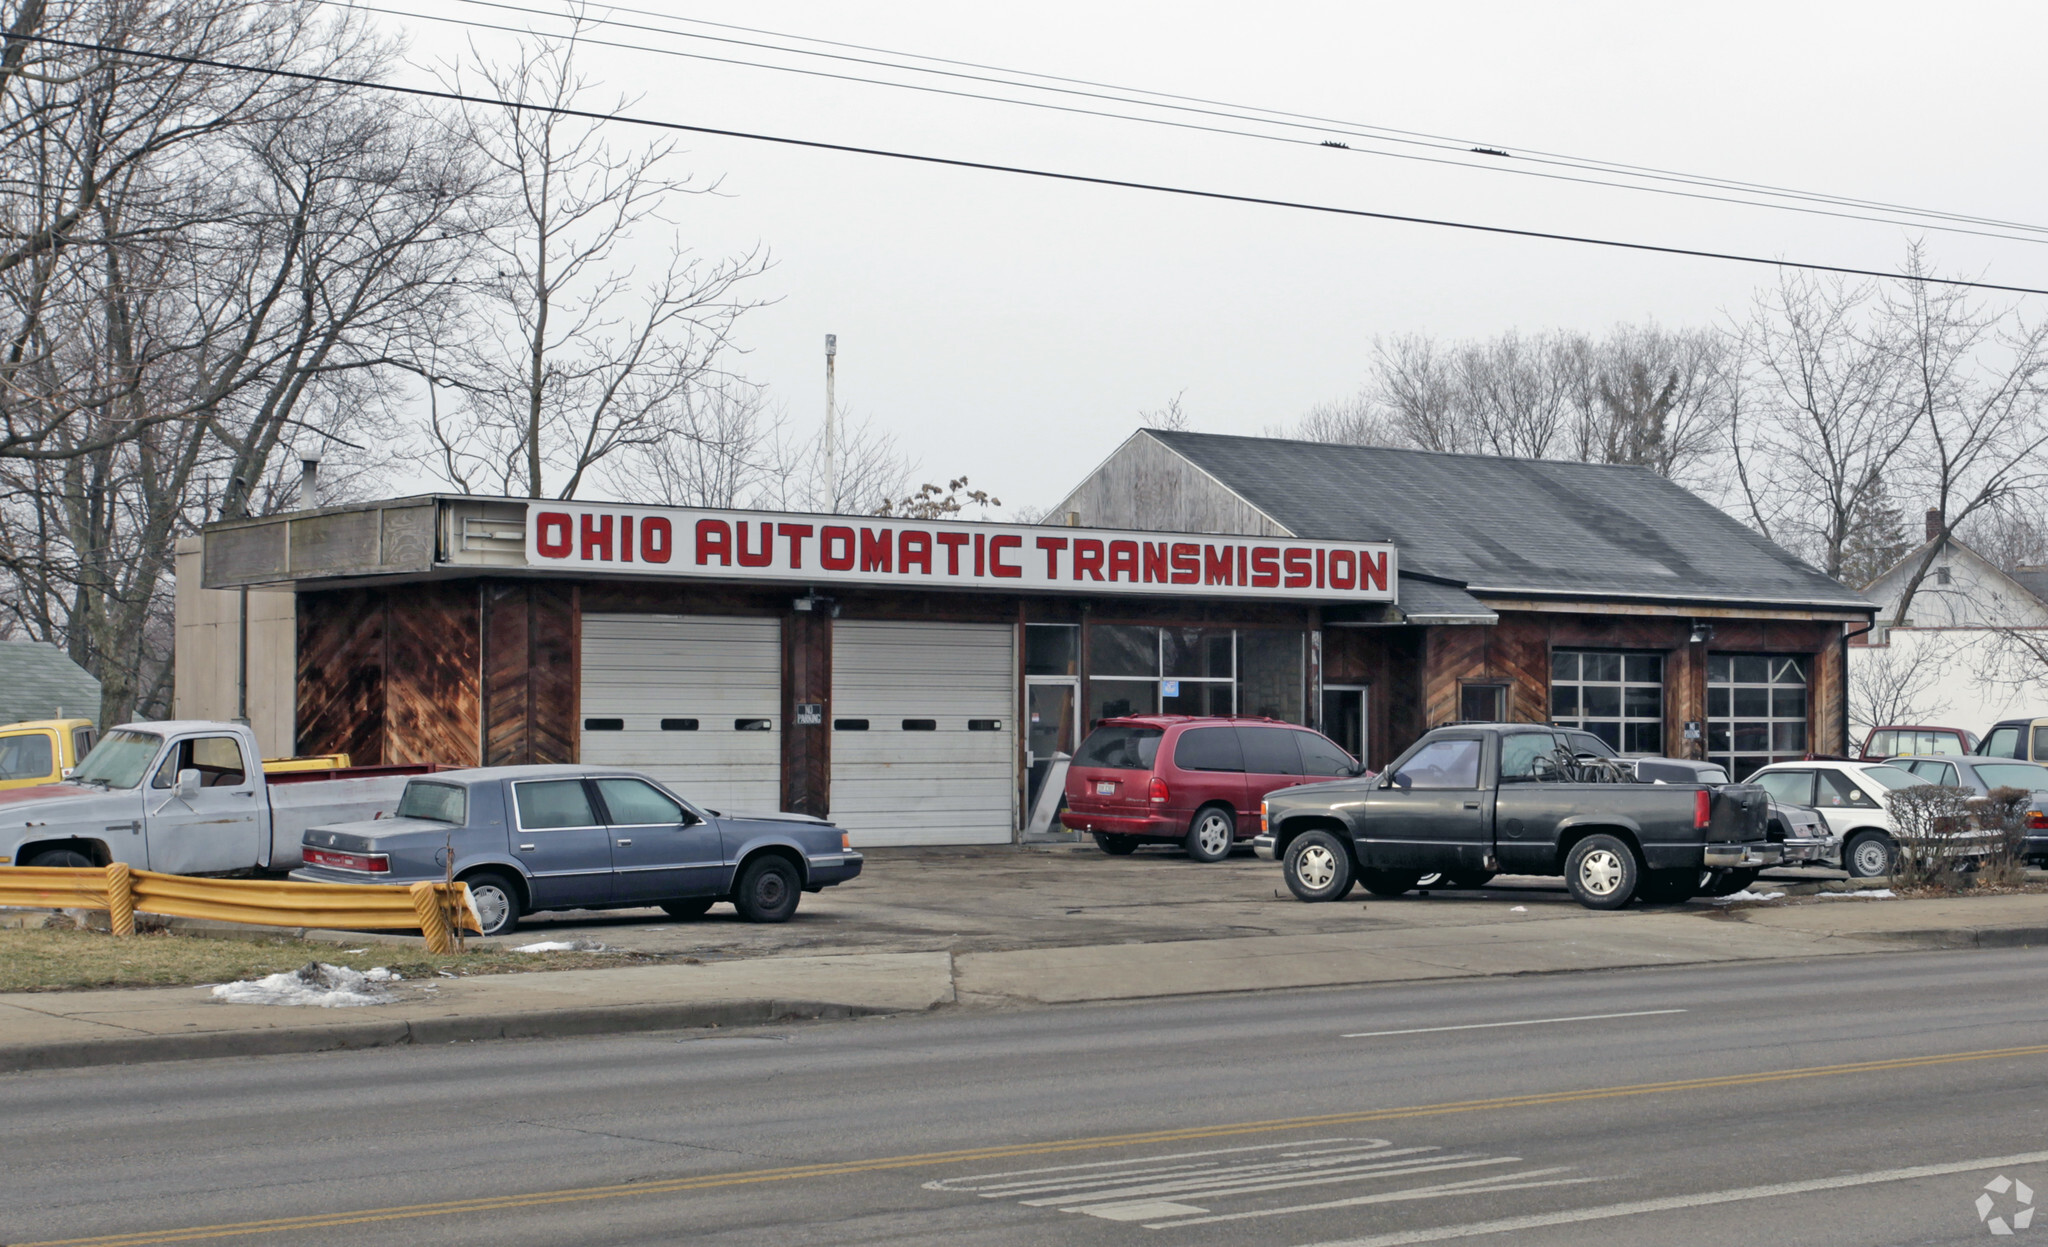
[1083, 624, 1302, 727]
[1025, 624, 1078, 676]
[1090, 625, 1158, 676]
[1239, 630, 1303, 722]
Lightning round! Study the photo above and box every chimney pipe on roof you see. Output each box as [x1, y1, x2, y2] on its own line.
[299, 451, 322, 510]
[1926, 508, 1943, 542]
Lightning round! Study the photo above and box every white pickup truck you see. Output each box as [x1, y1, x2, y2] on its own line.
[0, 720, 421, 875]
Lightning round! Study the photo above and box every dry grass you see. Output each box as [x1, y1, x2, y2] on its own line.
[0, 927, 679, 993]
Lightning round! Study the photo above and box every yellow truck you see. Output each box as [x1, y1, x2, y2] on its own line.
[0, 719, 348, 791]
[0, 719, 97, 791]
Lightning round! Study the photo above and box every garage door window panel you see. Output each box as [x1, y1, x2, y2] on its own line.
[1551, 650, 1664, 757]
[1708, 653, 1809, 779]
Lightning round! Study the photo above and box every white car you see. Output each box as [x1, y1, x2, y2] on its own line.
[1747, 759, 1978, 878]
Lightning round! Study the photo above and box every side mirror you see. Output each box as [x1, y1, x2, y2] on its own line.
[175, 769, 201, 800]
[1391, 772, 1412, 790]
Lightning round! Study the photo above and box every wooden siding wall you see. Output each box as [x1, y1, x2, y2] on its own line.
[782, 609, 832, 817]
[1321, 627, 1427, 770]
[481, 582, 579, 767]
[296, 583, 481, 766]
[1051, 432, 1293, 536]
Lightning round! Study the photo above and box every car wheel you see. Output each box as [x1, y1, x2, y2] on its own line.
[1415, 872, 1445, 888]
[1444, 869, 1496, 889]
[461, 870, 522, 938]
[1283, 830, 1355, 902]
[1704, 868, 1762, 897]
[26, 848, 94, 868]
[1093, 832, 1138, 856]
[1360, 868, 1423, 898]
[733, 855, 802, 923]
[1565, 834, 1641, 910]
[659, 897, 716, 920]
[1845, 831, 1897, 879]
[1185, 806, 1235, 863]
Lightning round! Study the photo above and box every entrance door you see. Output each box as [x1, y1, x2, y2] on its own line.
[1026, 680, 1078, 822]
[832, 621, 1017, 846]
[1321, 685, 1369, 769]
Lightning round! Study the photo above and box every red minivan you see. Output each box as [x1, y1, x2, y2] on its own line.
[1060, 715, 1364, 861]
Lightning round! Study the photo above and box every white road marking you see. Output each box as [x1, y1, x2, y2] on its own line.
[1289, 1149, 2048, 1247]
[923, 1137, 1368, 1192]
[1146, 1168, 1596, 1228]
[1342, 1009, 1686, 1038]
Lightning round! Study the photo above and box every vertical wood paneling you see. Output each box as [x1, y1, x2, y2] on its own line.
[295, 589, 385, 764]
[482, 581, 580, 766]
[780, 609, 832, 817]
[384, 581, 481, 767]
[482, 582, 532, 767]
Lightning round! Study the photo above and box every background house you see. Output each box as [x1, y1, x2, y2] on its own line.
[0, 640, 102, 725]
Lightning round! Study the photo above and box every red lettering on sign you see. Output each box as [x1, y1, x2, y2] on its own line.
[620, 516, 634, 563]
[1315, 548, 1325, 589]
[641, 517, 672, 563]
[1073, 539, 1105, 581]
[974, 532, 986, 576]
[1204, 544, 1233, 585]
[821, 526, 855, 571]
[536, 512, 572, 558]
[1106, 540, 1139, 583]
[1283, 548, 1312, 589]
[1251, 547, 1280, 588]
[736, 521, 773, 568]
[936, 531, 969, 575]
[582, 514, 614, 561]
[860, 528, 893, 573]
[1170, 542, 1199, 585]
[1329, 549, 1356, 589]
[1238, 546, 1248, 584]
[695, 519, 731, 566]
[1140, 542, 1168, 583]
[1035, 536, 1067, 578]
[1360, 550, 1389, 592]
[992, 535, 1023, 578]
[778, 523, 813, 569]
[900, 530, 933, 574]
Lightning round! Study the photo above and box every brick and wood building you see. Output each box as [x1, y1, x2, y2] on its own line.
[191, 430, 1872, 846]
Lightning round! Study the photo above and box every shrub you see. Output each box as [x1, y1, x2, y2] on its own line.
[1975, 785, 2034, 888]
[1883, 784, 1977, 891]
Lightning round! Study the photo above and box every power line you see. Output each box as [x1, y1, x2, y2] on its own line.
[364, 0, 2048, 248]
[465, 0, 2048, 241]
[14, 30, 2048, 298]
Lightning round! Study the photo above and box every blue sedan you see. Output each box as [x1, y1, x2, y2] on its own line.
[290, 765, 863, 936]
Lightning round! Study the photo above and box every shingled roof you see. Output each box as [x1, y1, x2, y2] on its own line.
[1144, 430, 1870, 611]
[0, 640, 101, 723]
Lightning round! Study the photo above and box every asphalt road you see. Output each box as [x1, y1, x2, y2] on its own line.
[7, 948, 2048, 1247]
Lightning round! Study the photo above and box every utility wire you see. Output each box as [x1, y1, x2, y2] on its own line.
[453, 0, 2048, 240]
[368, 0, 2048, 247]
[15, 30, 2048, 298]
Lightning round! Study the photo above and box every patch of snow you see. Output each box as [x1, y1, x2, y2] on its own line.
[512, 938, 606, 952]
[339, 948, 367, 954]
[210, 962, 397, 1008]
[1509, 906, 1528, 913]
[1713, 891, 1787, 903]
[1819, 889, 1896, 899]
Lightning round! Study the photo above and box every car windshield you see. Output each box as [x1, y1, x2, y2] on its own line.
[1858, 764, 1922, 790]
[69, 730, 162, 789]
[396, 781, 467, 823]
[1073, 726, 1163, 770]
[1972, 763, 2048, 792]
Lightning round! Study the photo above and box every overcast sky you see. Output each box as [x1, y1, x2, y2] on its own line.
[387, 0, 2048, 514]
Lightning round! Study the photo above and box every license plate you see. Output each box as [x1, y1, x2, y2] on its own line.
[1096, 781, 1116, 795]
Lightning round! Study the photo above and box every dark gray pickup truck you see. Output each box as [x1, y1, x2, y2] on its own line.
[1252, 723, 1775, 909]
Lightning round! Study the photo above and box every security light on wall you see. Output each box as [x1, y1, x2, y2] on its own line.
[1689, 621, 1715, 644]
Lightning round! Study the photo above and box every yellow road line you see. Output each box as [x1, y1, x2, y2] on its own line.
[27, 1039, 2048, 1247]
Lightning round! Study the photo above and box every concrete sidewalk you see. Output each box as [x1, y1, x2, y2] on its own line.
[4, 880, 2044, 1071]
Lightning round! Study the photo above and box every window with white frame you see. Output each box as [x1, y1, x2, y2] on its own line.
[1707, 654, 1808, 780]
[1550, 651, 1664, 755]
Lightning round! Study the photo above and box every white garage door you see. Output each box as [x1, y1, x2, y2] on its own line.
[581, 614, 783, 815]
[831, 621, 1016, 847]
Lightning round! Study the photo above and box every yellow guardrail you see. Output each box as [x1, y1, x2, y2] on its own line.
[0, 865, 480, 953]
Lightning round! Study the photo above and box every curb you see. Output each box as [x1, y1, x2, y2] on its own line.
[1847, 926, 2048, 950]
[0, 998, 901, 1073]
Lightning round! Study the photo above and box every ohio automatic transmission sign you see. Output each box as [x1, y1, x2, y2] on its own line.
[524, 503, 1396, 602]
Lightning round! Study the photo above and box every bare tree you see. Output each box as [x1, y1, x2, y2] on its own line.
[1876, 247, 2048, 631]
[1140, 390, 1193, 432]
[431, 20, 769, 499]
[1849, 638, 1953, 733]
